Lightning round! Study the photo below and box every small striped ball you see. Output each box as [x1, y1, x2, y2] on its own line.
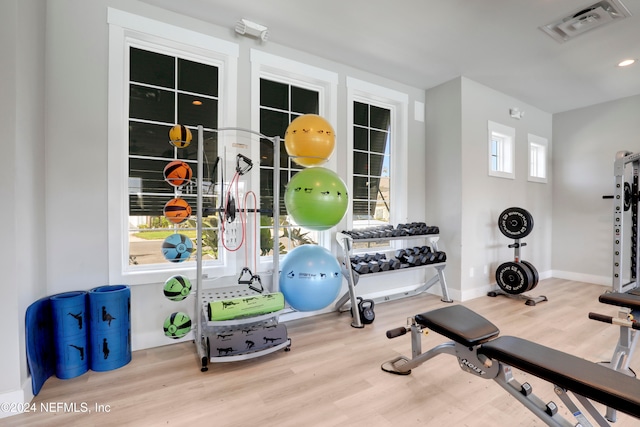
[163, 312, 191, 339]
[162, 233, 194, 263]
[163, 275, 192, 301]
[163, 197, 192, 224]
[163, 160, 192, 187]
[169, 124, 192, 148]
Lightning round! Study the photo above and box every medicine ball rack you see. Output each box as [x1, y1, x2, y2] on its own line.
[488, 207, 547, 306]
[192, 126, 291, 372]
[336, 225, 452, 328]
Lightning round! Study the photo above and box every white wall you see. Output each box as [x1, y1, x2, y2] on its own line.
[0, 0, 21, 404]
[425, 77, 553, 301]
[0, 0, 47, 413]
[425, 78, 463, 299]
[552, 95, 640, 284]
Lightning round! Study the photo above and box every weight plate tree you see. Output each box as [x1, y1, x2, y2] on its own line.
[489, 207, 547, 306]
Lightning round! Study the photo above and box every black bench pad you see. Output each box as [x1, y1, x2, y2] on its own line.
[415, 305, 500, 347]
[480, 336, 640, 419]
[599, 292, 640, 311]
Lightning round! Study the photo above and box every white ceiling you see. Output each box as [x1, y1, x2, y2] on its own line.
[140, 0, 640, 113]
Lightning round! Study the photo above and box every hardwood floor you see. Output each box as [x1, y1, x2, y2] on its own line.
[8, 279, 640, 426]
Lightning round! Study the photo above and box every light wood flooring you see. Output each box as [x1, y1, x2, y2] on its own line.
[8, 279, 640, 426]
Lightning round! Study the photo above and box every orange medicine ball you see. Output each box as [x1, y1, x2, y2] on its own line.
[163, 198, 192, 224]
[163, 161, 193, 187]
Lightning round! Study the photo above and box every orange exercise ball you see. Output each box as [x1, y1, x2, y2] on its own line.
[284, 114, 335, 167]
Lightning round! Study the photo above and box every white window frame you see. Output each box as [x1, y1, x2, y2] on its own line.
[346, 77, 409, 234]
[528, 134, 548, 183]
[250, 50, 338, 266]
[107, 8, 238, 285]
[488, 121, 515, 179]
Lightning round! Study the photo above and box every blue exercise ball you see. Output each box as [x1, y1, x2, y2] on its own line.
[279, 245, 342, 312]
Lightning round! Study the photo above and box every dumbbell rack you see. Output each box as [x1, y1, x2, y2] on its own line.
[335, 231, 452, 328]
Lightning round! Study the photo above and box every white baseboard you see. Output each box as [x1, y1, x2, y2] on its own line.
[551, 270, 611, 287]
[460, 285, 494, 301]
[0, 380, 33, 419]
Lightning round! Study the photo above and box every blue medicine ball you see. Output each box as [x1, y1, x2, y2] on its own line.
[162, 234, 194, 263]
[279, 244, 342, 312]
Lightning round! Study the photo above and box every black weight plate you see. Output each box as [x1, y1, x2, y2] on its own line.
[624, 182, 632, 211]
[496, 261, 533, 295]
[498, 207, 534, 239]
[520, 260, 539, 291]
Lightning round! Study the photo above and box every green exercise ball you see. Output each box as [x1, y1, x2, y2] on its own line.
[284, 167, 348, 231]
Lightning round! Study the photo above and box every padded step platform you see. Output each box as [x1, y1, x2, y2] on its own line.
[480, 336, 640, 419]
[599, 291, 640, 311]
[415, 305, 500, 347]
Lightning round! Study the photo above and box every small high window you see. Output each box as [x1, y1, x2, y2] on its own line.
[488, 121, 515, 179]
[528, 134, 548, 183]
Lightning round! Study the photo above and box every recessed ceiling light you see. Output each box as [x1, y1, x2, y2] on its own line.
[618, 59, 636, 67]
[192, 100, 203, 106]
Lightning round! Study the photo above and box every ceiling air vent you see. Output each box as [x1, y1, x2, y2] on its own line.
[540, 0, 632, 43]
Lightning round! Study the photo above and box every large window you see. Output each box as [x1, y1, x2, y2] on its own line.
[250, 50, 338, 258]
[352, 102, 391, 224]
[128, 46, 220, 267]
[258, 78, 320, 254]
[108, 9, 238, 284]
[346, 77, 408, 250]
[347, 77, 408, 250]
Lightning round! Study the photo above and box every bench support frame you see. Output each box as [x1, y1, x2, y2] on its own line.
[382, 316, 614, 427]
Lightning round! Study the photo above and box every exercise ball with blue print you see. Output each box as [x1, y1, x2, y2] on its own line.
[279, 244, 342, 312]
[284, 167, 348, 231]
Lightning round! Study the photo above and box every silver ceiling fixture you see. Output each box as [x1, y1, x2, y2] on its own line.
[539, 0, 632, 43]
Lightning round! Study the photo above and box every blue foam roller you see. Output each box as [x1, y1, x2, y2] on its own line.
[88, 285, 131, 372]
[50, 291, 89, 380]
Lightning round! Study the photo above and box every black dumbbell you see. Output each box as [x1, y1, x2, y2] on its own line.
[389, 259, 401, 270]
[422, 251, 437, 264]
[367, 260, 381, 273]
[405, 250, 423, 266]
[351, 255, 367, 264]
[352, 261, 370, 274]
[373, 253, 387, 261]
[426, 226, 439, 234]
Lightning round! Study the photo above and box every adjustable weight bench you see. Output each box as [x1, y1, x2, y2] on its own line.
[588, 291, 640, 422]
[382, 305, 640, 427]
